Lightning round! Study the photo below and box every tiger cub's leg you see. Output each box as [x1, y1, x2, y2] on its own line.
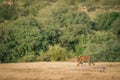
[77, 62, 80, 66]
[88, 60, 91, 66]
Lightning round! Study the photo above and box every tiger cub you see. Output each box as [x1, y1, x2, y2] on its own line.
[77, 55, 95, 66]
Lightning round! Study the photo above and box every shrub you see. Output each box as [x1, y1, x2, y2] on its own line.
[92, 53, 120, 62]
[20, 54, 36, 62]
[45, 45, 67, 61]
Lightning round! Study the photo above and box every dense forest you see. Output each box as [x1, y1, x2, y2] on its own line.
[0, 0, 120, 63]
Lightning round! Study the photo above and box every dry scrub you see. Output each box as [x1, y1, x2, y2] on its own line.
[0, 62, 120, 80]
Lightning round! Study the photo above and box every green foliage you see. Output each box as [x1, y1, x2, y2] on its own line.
[81, 0, 120, 8]
[0, 25, 17, 63]
[0, 2, 19, 22]
[45, 45, 67, 61]
[36, 45, 69, 61]
[111, 15, 120, 38]
[0, 0, 120, 63]
[0, 17, 42, 62]
[92, 53, 120, 62]
[19, 54, 36, 62]
[93, 12, 120, 31]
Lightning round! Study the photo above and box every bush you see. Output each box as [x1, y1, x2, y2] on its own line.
[20, 54, 36, 62]
[0, 3, 19, 21]
[45, 45, 68, 61]
[92, 53, 120, 62]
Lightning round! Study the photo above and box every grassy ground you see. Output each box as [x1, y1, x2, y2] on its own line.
[0, 62, 120, 80]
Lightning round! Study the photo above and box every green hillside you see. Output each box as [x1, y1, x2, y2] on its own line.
[0, 0, 120, 63]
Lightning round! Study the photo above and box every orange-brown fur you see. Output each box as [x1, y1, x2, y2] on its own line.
[77, 55, 95, 66]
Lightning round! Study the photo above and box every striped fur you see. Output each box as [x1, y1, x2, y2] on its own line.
[77, 55, 95, 66]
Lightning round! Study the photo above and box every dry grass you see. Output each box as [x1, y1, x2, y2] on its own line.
[0, 62, 120, 80]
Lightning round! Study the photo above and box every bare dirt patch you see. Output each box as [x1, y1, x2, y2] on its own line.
[0, 62, 120, 80]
